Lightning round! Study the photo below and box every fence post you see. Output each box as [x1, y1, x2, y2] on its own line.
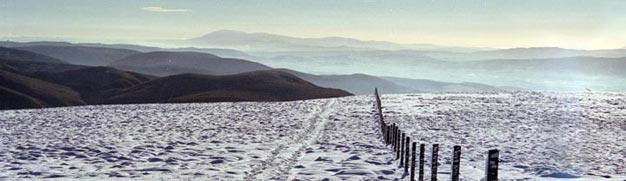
[387, 125, 393, 145]
[411, 142, 416, 181]
[396, 131, 401, 159]
[396, 129, 401, 156]
[384, 125, 388, 145]
[418, 144, 425, 181]
[452, 145, 461, 181]
[431, 144, 439, 181]
[485, 149, 499, 181]
[404, 137, 410, 173]
[381, 123, 385, 141]
[393, 125, 398, 150]
[399, 133, 405, 162]
[391, 124, 395, 148]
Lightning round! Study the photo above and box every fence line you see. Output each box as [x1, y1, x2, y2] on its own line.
[373, 88, 499, 181]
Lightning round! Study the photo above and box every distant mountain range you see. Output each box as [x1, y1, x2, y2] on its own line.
[181, 30, 486, 52]
[0, 41, 259, 63]
[5, 35, 625, 94]
[0, 43, 516, 111]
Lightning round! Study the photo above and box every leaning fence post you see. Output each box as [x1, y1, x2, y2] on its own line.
[431, 144, 439, 181]
[452, 145, 461, 181]
[404, 137, 410, 173]
[485, 149, 499, 181]
[418, 144, 425, 181]
[410, 142, 416, 181]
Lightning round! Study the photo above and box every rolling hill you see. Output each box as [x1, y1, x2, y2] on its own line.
[0, 59, 353, 109]
[109, 51, 272, 76]
[14, 45, 140, 66]
[0, 47, 66, 64]
[28, 66, 155, 103]
[0, 41, 257, 60]
[277, 69, 506, 94]
[276, 69, 413, 94]
[0, 69, 85, 109]
[381, 76, 503, 92]
[107, 70, 352, 104]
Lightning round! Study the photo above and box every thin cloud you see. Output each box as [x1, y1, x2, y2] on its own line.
[142, 6, 191, 13]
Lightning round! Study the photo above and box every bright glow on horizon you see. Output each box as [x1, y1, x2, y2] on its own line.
[2, 0, 626, 50]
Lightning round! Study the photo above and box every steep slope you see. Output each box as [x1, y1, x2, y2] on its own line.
[0, 69, 85, 109]
[15, 45, 140, 66]
[0, 47, 65, 64]
[108, 70, 352, 104]
[109, 51, 272, 76]
[276, 69, 413, 94]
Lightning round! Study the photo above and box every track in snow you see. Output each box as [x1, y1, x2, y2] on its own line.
[244, 99, 336, 180]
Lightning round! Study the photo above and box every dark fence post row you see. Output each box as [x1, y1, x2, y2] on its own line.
[373, 88, 498, 181]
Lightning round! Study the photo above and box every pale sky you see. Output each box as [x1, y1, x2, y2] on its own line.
[2, 0, 626, 49]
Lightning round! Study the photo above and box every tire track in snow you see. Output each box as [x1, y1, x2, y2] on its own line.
[244, 99, 336, 181]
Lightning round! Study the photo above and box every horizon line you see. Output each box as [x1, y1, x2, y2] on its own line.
[2, 31, 625, 51]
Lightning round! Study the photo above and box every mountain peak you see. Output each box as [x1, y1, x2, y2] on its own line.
[199, 30, 251, 38]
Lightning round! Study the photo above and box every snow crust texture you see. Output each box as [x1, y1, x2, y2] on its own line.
[0, 101, 329, 180]
[1, 92, 625, 180]
[381, 92, 626, 180]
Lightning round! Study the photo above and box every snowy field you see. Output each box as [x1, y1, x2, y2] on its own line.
[1, 92, 625, 180]
[381, 92, 626, 180]
[0, 97, 399, 180]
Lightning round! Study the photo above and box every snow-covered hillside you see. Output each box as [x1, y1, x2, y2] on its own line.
[1, 92, 625, 180]
[381, 92, 626, 180]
